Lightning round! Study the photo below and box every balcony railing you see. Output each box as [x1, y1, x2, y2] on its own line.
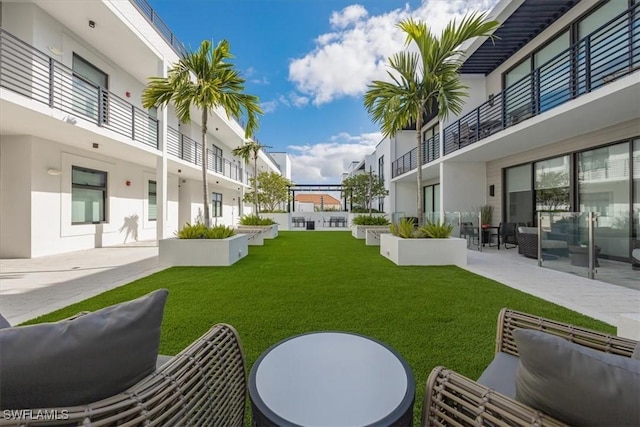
[392, 135, 440, 178]
[129, 0, 188, 58]
[393, 2, 639, 175]
[0, 29, 158, 149]
[167, 126, 249, 184]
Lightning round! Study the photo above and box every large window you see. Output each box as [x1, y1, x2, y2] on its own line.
[378, 156, 385, 212]
[535, 155, 570, 213]
[424, 183, 440, 222]
[72, 54, 108, 123]
[148, 180, 157, 221]
[211, 144, 223, 173]
[212, 192, 222, 218]
[72, 166, 107, 224]
[505, 164, 533, 225]
[422, 124, 439, 163]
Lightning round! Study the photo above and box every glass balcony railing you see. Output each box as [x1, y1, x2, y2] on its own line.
[392, 2, 639, 174]
[167, 126, 249, 184]
[0, 29, 159, 149]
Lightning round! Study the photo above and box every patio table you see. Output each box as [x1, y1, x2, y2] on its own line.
[249, 331, 415, 426]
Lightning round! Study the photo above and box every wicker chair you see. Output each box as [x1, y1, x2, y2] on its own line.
[0, 323, 246, 427]
[422, 308, 638, 427]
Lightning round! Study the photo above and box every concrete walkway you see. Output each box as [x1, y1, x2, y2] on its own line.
[0, 240, 638, 328]
[0, 242, 164, 325]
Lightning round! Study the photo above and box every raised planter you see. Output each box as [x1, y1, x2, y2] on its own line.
[238, 224, 278, 239]
[260, 213, 289, 231]
[380, 235, 467, 266]
[352, 225, 390, 239]
[159, 234, 249, 266]
[365, 229, 390, 246]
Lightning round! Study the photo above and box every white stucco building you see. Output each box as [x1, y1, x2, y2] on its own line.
[0, 0, 284, 258]
[348, 0, 640, 266]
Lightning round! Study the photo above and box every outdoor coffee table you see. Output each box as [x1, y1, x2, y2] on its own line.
[249, 331, 415, 426]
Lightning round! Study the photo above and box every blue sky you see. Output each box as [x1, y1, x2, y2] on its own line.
[147, 0, 496, 183]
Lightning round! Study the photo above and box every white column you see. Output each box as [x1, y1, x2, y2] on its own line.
[156, 59, 169, 241]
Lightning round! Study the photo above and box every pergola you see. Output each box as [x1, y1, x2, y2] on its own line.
[287, 184, 349, 212]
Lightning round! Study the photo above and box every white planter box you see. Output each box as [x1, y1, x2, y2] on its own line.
[238, 224, 278, 239]
[260, 213, 289, 231]
[365, 229, 390, 246]
[380, 235, 467, 266]
[159, 235, 248, 266]
[352, 225, 390, 239]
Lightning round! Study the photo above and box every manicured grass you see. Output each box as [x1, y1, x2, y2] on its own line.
[29, 231, 614, 425]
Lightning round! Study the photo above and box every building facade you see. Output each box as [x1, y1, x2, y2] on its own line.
[349, 0, 640, 264]
[0, 0, 282, 258]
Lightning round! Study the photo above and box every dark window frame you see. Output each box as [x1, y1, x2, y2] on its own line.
[71, 165, 107, 225]
[212, 192, 223, 218]
[148, 180, 157, 221]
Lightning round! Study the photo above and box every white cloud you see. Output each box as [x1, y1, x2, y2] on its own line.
[251, 77, 270, 85]
[289, 0, 497, 105]
[259, 93, 310, 114]
[288, 131, 383, 183]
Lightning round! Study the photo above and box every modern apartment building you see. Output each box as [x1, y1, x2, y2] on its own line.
[0, 0, 283, 258]
[350, 0, 640, 265]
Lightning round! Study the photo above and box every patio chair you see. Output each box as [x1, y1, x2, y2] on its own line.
[422, 308, 639, 427]
[460, 222, 478, 247]
[501, 222, 518, 249]
[1, 323, 247, 426]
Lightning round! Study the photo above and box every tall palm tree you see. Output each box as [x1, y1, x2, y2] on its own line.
[142, 40, 262, 227]
[364, 13, 499, 226]
[232, 140, 270, 215]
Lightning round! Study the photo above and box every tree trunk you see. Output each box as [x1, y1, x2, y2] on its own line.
[416, 113, 424, 227]
[253, 150, 259, 215]
[201, 110, 211, 227]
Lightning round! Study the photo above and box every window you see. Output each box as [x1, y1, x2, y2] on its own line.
[535, 155, 570, 213]
[211, 144, 223, 173]
[505, 164, 533, 225]
[72, 54, 108, 124]
[378, 156, 384, 182]
[72, 166, 107, 224]
[148, 180, 157, 221]
[212, 192, 222, 218]
[423, 183, 440, 222]
[422, 124, 439, 162]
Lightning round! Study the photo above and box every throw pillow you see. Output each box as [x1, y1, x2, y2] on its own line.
[514, 329, 640, 427]
[0, 289, 168, 409]
[0, 313, 10, 329]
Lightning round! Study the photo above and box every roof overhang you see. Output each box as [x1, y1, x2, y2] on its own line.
[459, 0, 579, 75]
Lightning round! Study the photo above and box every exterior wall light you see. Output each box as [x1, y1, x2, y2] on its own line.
[47, 168, 63, 176]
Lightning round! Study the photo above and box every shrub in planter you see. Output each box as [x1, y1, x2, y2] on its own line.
[419, 221, 454, 238]
[176, 223, 236, 239]
[239, 215, 276, 226]
[352, 215, 390, 226]
[389, 218, 422, 238]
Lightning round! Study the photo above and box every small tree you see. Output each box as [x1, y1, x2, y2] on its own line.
[244, 171, 293, 212]
[342, 171, 388, 213]
[233, 141, 269, 214]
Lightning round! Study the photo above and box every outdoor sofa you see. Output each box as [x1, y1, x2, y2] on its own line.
[0, 290, 246, 426]
[517, 226, 569, 258]
[422, 308, 640, 426]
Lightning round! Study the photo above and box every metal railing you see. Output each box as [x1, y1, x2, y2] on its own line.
[167, 126, 248, 184]
[393, 2, 639, 173]
[392, 135, 439, 178]
[129, 0, 188, 58]
[0, 29, 158, 149]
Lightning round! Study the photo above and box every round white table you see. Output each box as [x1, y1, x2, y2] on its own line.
[249, 331, 415, 427]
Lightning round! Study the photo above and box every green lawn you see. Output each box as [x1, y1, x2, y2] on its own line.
[29, 231, 614, 425]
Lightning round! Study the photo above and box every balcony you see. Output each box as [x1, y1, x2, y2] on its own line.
[129, 0, 188, 58]
[167, 126, 249, 184]
[392, 2, 639, 175]
[0, 29, 158, 149]
[392, 135, 440, 178]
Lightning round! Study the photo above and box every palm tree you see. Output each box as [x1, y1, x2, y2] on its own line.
[142, 40, 262, 228]
[232, 140, 270, 215]
[364, 13, 499, 226]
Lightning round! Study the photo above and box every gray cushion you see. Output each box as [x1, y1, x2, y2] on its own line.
[0, 289, 168, 409]
[514, 329, 640, 427]
[476, 351, 519, 398]
[0, 313, 10, 329]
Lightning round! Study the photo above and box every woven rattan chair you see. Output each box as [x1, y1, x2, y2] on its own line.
[0, 323, 246, 427]
[422, 308, 638, 427]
